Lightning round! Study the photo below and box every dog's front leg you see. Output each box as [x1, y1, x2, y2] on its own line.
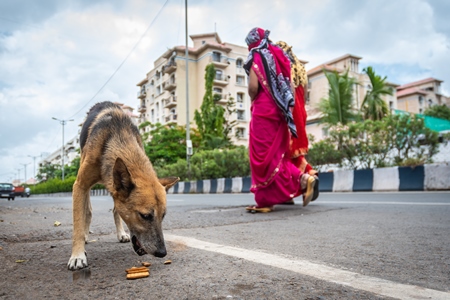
[113, 207, 130, 243]
[68, 181, 89, 270]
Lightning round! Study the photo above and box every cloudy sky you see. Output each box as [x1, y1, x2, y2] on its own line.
[1, 0, 449, 182]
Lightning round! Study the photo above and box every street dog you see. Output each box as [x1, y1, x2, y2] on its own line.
[68, 101, 179, 270]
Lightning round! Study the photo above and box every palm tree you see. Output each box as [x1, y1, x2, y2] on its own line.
[361, 66, 393, 121]
[319, 70, 360, 125]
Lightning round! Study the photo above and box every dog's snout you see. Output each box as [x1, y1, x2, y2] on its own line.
[154, 248, 167, 258]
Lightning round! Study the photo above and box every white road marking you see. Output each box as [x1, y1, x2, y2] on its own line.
[318, 201, 450, 205]
[165, 234, 449, 300]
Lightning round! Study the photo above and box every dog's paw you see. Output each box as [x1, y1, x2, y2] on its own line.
[118, 233, 130, 243]
[68, 252, 88, 270]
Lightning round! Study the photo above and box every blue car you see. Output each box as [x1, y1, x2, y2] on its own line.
[0, 183, 15, 201]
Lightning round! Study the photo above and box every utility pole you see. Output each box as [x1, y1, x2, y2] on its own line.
[17, 168, 21, 185]
[52, 117, 74, 181]
[185, 0, 192, 180]
[28, 155, 41, 181]
[21, 163, 30, 184]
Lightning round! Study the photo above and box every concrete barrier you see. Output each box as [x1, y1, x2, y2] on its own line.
[32, 164, 450, 197]
[167, 164, 450, 194]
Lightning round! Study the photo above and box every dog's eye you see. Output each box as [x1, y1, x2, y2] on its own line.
[139, 213, 153, 221]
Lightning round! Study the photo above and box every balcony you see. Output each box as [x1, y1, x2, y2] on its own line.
[214, 93, 228, 105]
[210, 56, 229, 68]
[138, 105, 147, 113]
[213, 74, 229, 86]
[163, 96, 177, 109]
[164, 79, 177, 91]
[137, 89, 146, 99]
[165, 113, 178, 124]
[163, 61, 177, 75]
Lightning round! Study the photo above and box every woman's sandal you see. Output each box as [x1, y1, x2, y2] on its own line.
[246, 206, 273, 213]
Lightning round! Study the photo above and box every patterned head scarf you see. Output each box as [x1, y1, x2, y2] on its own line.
[243, 27, 297, 138]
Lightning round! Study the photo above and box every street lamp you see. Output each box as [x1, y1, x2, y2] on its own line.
[17, 168, 21, 185]
[185, 0, 192, 180]
[52, 117, 74, 181]
[28, 155, 41, 181]
[21, 163, 31, 184]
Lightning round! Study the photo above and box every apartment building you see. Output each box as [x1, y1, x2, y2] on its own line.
[305, 54, 399, 141]
[396, 78, 450, 114]
[136, 32, 249, 146]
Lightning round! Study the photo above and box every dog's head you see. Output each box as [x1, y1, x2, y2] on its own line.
[111, 158, 179, 258]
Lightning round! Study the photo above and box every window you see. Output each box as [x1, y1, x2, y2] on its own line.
[156, 86, 161, 95]
[215, 70, 223, 81]
[212, 51, 221, 62]
[237, 110, 245, 121]
[156, 71, 161, 80]
[428, 99, 433, 107]
[236, 59, 243, 68]
[156, 103, 159, 117]
[419, 96, 424, 105]
[170, 75, 175, 84]
[419, 108, 423, 114]
[389, 101, 393, 109]
[236, 75, 245, 85]
[322, 127, 329, 137]
[213, 87, 222, 94]
[237, 92, 244, 103]
[151, 109, 154, 123]
[236, 128, 245, 138]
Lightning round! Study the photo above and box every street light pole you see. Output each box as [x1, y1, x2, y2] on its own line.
[17, 168, 21, 185]
[185, 0, 192, 180]
[52, 117, 74, 181]
[21, 163, 30, 184]
[28, 155, 41, 181]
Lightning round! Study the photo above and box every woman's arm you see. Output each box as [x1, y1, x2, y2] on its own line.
[248, 68, 259, 101]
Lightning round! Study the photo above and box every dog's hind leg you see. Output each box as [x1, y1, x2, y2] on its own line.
[113, 207, 130, 243]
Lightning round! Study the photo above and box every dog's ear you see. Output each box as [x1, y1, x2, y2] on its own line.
[113, 158, 134, 197]
[159, 176, 179, 191]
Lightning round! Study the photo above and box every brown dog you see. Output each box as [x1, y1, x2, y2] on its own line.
[68, 101, 179, 270]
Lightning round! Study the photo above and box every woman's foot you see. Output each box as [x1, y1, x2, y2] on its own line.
[246, 206, 273, 213]
[301, 174, 316, 207]
[311, 176, 319, 201]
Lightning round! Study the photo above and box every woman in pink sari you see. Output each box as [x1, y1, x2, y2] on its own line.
[244, 28, 316, 212]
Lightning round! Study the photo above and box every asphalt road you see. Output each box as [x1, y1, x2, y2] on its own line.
[0, 192, 449, 299]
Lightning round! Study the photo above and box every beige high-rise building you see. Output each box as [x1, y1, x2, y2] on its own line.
[396, 78, 450, 114]
[305, 54, 399, 141]
[136, 32, 249, 146]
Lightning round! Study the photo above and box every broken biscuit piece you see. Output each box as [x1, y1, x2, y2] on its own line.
[142, 262, 151, 267]
[164, 260, 172, 265]
[126, 271, 149, 280]
[125, 267, 149, 273]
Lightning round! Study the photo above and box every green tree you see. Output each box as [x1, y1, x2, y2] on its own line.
[361, 66, 392, 121]
[319, 70, 360, 125]
[423, 104, 450, 121]
[36, 163, 60, 181]
[143, 123, 188, 168]
[194, 64, 228, 149]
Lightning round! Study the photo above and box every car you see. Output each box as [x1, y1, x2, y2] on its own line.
[0, 183, 15, 201]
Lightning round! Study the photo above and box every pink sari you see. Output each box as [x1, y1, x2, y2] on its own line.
[249, 52, 302, 207]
